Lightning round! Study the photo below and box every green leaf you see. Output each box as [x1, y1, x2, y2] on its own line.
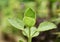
[22, 27, 39, 37]
[22, 27, 29, 37]
[23, 8, 36, 27]
[8, 18, 24, 30]
[37, 21, 57, 31]
[31, 27, 39, 37]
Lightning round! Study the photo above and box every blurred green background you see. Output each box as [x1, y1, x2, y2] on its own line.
[0, 0, 60, 42]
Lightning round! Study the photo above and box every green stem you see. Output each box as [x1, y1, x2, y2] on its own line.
[28, 36, 32, 42]
[28, 28, 32, 42]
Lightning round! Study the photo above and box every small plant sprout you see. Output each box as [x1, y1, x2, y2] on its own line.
[8, 8, 57, 42]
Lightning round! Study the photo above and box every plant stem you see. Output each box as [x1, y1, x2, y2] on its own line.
[28, 28, 32, 42]
[28, 36, 32, 42]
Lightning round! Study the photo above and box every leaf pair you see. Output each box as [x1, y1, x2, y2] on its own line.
[22, 27, 39, 38]
[23, 8, 36, 27]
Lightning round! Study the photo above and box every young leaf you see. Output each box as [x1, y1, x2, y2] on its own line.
[8, 18, 24, 30]
[37, 21, 57, 31]
[31, 27, 39, 37]
[22, 27, 39, 37]
[23, 8, 36, 27]
[22, 27, 29, 37]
